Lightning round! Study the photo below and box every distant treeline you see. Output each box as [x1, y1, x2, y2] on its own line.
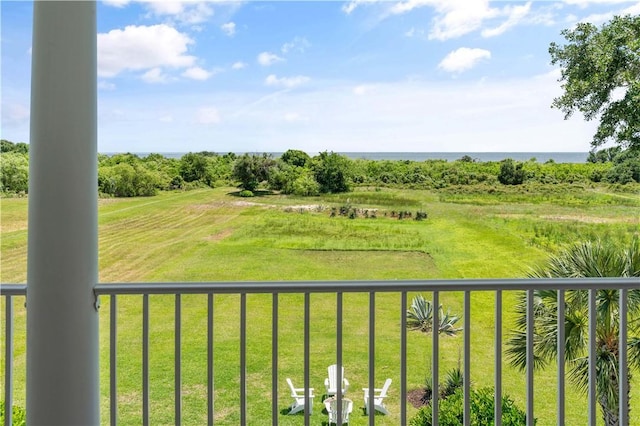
[1, 140, 638, 197]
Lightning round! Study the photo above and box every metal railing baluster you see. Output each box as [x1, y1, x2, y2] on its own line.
[495, 290, 502, 426]
[526, 289, 534, 426]
[588, 289, 596, 426]
[619, 288, 628, 426]
[272, 293, 278, 426]
[111, 294, 117, 426]
[4, 295, 13, 426]
[240, 293, 247, 425]
[432, 290, 439, 426]
[557, 289, 565, 425]
[400, 291, 407, 425]
[368, 291, 375, 425]
[463, 291, 470, 426]
[143, 294, 149, 426]
[303, 293, 310, 426]
[175, 294, 182, 426]
[336, 292, 343, 426]
[207, 293, 214, 426]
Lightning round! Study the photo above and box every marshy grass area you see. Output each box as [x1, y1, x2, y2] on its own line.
[1, 184, 639, 425]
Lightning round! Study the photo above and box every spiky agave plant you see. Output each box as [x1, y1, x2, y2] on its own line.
[407, 294, 462, 390]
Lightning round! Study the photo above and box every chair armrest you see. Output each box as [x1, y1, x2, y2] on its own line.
[344, 378, 350, 387]
[324, 378, 330, 387]
[294, 387, 314, 396]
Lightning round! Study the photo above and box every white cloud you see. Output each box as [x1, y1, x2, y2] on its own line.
[98, 24, 196, 77]
[389, 0, 431, 15]
[104, 1, 227, 25]
[563, 0, 633, 6]
[438, 48, 491, 73]
[404, 27, 426, 38]
[159, 115, 174, 123]
[353, 84, 376, 95]
[98, 81, 116, 91]
[103, 0, 130, 7]
[283, 112, 307, 122]
[384, 0, 535, 40]
[427, 1, 500, 40]
[257, 52, 284, 66]
[578, 2, 640, 24]
[197, 107, 221, 124]
[281, 37, 311, 54]
[139, 1, 215, 25]
[141, 67, 170, 83]
[232, 61, 247, 70]
[265, 74, 310, 88]
[182, 66, 213, 80]
[342, 0, 380, 14]
[221, 22, 236, 36]
[482, 3, 531, 38]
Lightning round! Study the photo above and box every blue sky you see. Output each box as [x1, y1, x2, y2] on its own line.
[2, 1, 639, 153]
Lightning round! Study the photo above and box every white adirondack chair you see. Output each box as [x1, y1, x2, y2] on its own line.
[363, 378, 392, 415]
[286, 378, 314, 415]
[324, 364, 349, 396]
[325, 397, 353, 425]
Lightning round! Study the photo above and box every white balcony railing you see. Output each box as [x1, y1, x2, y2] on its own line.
[2, 278, 637, 425]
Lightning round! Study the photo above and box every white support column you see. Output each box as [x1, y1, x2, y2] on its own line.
[27, 2, 99, 425]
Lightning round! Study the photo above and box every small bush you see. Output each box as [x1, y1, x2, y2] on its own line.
[239, 190, 254, 197]
[415, 211, 428, 221]
[409, 387, 531, 426]
[498, 159, 526, 185]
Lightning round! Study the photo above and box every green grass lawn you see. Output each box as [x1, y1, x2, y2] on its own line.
[1, 185, 639, 425]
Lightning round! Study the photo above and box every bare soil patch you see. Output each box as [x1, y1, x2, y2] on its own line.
[205, 229, 234, 241]
[407, 388, 428, 408]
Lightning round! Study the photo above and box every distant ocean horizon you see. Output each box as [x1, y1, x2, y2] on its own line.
[109, 151, 590, 164]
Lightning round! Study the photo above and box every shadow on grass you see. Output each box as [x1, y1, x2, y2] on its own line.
[227, 189, 275, 197]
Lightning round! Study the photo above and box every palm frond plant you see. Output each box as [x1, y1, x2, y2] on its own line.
[506, 238, 640, 426]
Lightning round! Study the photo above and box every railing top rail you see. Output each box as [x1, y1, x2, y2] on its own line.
[1, 284, 27, 295]
[2, 278, 638, 297]
[0, 277, 640, 296]
[93, 278, 638, 295]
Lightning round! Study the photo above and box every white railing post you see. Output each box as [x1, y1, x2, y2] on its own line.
[27, 1, 99, 425]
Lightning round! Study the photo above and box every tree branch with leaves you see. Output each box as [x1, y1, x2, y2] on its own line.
[550, 15, 640, 150]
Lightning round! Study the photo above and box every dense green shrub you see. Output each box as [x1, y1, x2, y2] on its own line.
[233, 153, 276, 191]
[267, 163, 313, 194]
[312, 151, 353, 193]
[98, 163, 160, 197]
[1, 140, 29, 154]
[280, 149, 311, 167]
[606, 148, 640, 184]
[291, 173, 320, 196]
[0, 401, 26, 426]
[1, 152, 29, 193]
[239, 189, 254, 197]
[409, 387, 531, 426]
[175, 152, 233, 187]
[498, 159, 526, 185]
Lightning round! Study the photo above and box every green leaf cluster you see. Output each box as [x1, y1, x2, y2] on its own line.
[409, 387, 531, 426]
[550, 15, 640, 149]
